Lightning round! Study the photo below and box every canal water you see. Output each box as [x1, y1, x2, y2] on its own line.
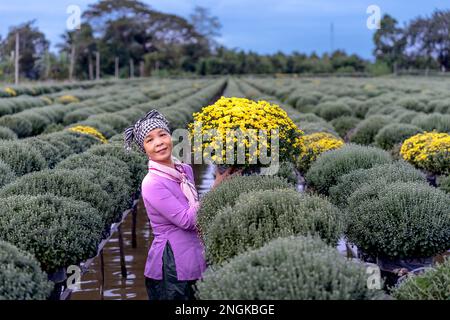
[70, 164, 214, 300]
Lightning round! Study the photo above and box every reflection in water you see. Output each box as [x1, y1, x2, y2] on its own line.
[70, 164, 214, 300]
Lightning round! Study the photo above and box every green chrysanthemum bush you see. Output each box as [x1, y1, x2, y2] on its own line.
[329, 161, 427, 208]
[197, 175, 294, 234]
[275, 161, 298, 186]
[197, 235, 383, 300]
[0, 195, 104, 273]
[73, 168, 133, 223]
[305, 144, 392, 195]
[437, 175, 450, 194]
[0, 160, 15, 189]
[349, 115, 393, 145]
[345, 182, 450, 260]
[300, 121, 338, 136]
[77, 119, 117, 138]
[87, 142, 147, 189]
[374, 123, 423, 150]
[39, 131, 97, 154]
[55, 153, 132, 186]
[0, 170, 113, 232]
[0, 126, 18, 140]
[330, 116, 361, 138]
[392, 258, 450, 300]
[22, 137, 62, 169]
[86, 114, 129, 132]
[0, 140, 46, 176]
[315, 102, 353, 121]
[411, 113, 450, 133]
[37, 134, 74, 159]
[0, 241, 53, 300]
[291, 113, 327, 124]
[0, 115, 33, 137]
[204, 189, 343, 265]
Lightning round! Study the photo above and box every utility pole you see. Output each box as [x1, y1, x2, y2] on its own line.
[96, 51, 100, 80]
[88, 54, 94, 80]
[69, 44, 76, 81]
[115, 57, 119, 79]
[129, 59, 134, 78]
[15, 32, 20, 85]
[139, 61, 145, 77]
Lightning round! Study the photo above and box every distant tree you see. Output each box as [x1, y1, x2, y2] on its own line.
[405, 9, 450, 71]
[78, 0, 205, 75]
[59, 23, 97, 80]
[189, 6, 222, 52]
[373, 14, 406, 73]
[0, 20, 49, 80]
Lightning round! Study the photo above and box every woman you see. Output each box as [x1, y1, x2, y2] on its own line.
[124, 110, 209, 300]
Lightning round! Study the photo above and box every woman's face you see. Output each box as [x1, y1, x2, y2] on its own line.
[143, 128, 173, 162]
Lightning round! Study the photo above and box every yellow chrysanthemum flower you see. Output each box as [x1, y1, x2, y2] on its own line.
[188, 97, 303, 167]
[57, 95, 80, 104]
[67, 126, 108, 144]
[400, 131, 450, 175]
[296, 132, 344, 173]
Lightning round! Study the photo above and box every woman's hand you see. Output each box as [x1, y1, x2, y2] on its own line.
[212, 167, 242, 189]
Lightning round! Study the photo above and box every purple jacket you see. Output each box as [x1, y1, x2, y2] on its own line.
[141, 163, 207, 281]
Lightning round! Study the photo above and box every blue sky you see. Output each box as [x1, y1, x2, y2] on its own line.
[0, 0, 448, 60]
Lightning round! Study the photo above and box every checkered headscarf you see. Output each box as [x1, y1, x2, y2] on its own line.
[124, 110, 170, 153]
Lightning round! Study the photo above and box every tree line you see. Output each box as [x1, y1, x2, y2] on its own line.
[0, 0, 448, 82]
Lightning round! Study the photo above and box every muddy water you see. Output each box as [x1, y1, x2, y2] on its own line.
[70, 164, 214, 300]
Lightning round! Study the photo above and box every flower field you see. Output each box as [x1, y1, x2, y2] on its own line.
[1, 76, 449, 300]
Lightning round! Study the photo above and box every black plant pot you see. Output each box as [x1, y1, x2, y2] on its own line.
[377, 256, 433, 292]
[47, 267, 68, 301]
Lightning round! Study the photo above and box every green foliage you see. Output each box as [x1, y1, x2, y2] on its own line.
[346, 182, 450, 259]
[331, 116, 361, 138]
[275, 161, 298, 186]
[437, 175, 450, 194]
[350, 115, 393, 145]
[300, 121, 339, 136]
[0, 195, 103, 273]
[315, 102, 352, 121]
[22, 137, 62, 169]
[305, 144, 392, 195]
[374, 123, 423, 150]
[87, 142, 147, 188]
[197, 235, 382, 300]
[55, 153, 132, 186]
[0, 169, 113, 230]
[329, 161, 427, 207]
[0, 160, 15, 188]
[392, 259, 450, 300]
[0, 241, 53, 300]
[411, 113, 450, 133]
[0, 126, 18, 140]
[0, 140, 46, 176]
[197, 174, 294, 234]
[0, 115, 33, 137]
[204, 189, 343, 265]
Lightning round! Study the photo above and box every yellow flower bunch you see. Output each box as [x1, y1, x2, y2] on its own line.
[40, 96, 53, 105]
[4, 87, 17, 97]
[400, 131, 450, 175]
[57, 95, 80, 104]
[67, 126, 108, 144]
[188, 97, 303, 167]
[296, 132, 344, 173]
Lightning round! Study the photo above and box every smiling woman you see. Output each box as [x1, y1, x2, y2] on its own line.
[123, 110, 206, 301]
